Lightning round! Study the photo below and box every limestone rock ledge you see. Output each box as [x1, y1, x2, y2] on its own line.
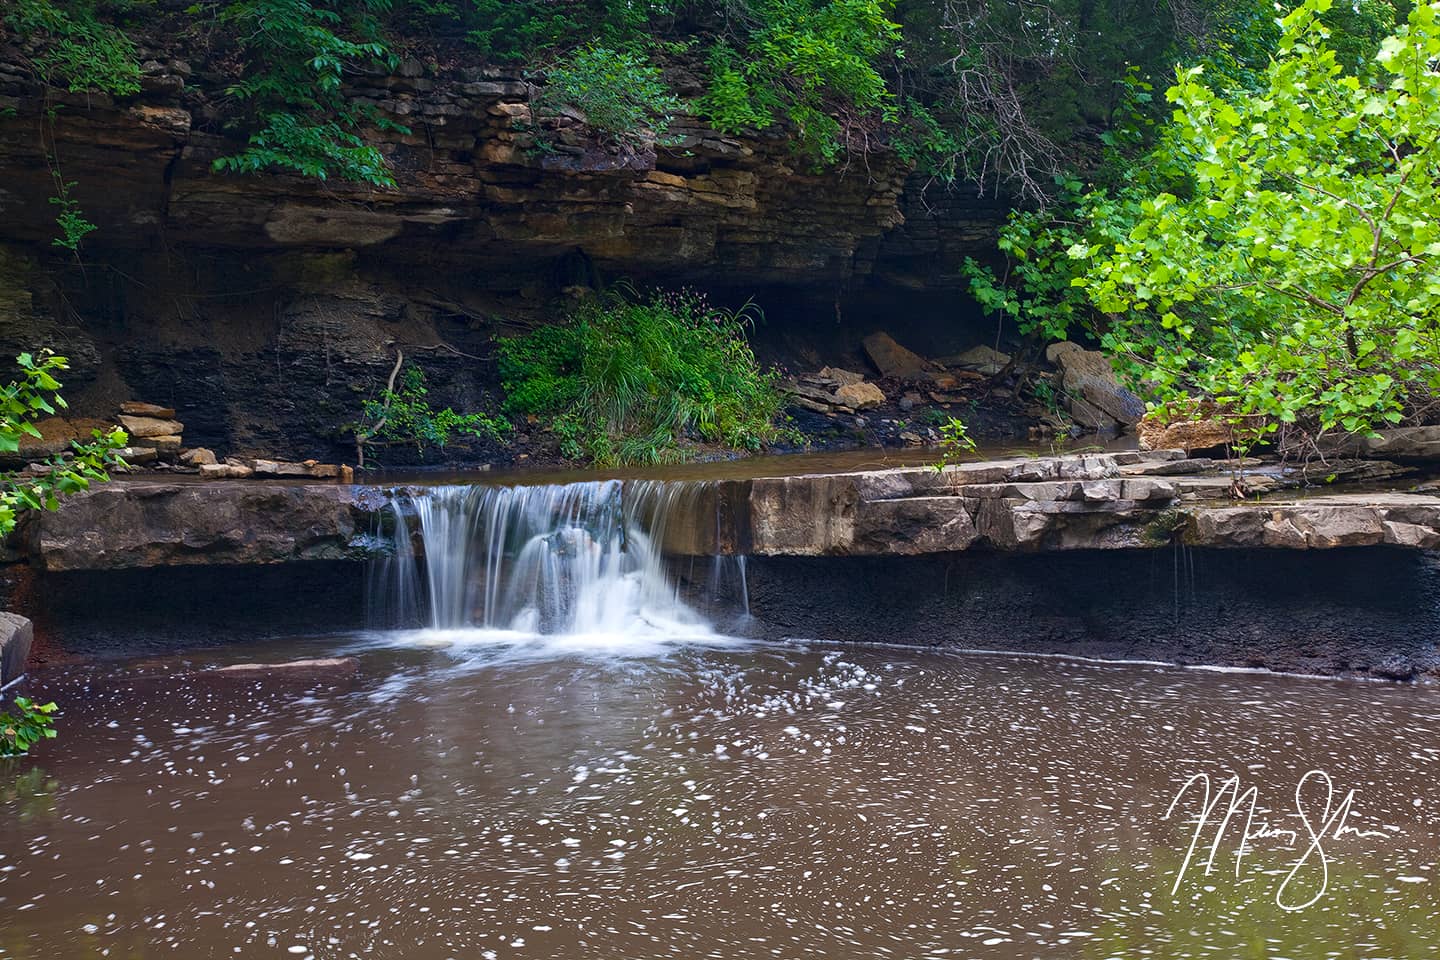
[22, 452, 1440, 572]
[30, 481, 390, 571]
[0, 59, 925, 285]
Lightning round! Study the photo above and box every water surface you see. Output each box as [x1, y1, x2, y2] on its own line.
[3, 636, 1438, 959]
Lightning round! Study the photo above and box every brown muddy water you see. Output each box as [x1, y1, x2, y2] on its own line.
[3, 635, 1439, 959]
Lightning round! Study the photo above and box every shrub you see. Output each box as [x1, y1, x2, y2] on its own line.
[536, 46, 681, 147]
[498, 289, 791, 465]
[354, 361, 509, 467]
[5, 0, 140, 97]
[0, 352, 127, 537]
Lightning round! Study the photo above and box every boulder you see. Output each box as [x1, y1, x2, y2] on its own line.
[1138, 414, 1233, 453]
[118, 415, 185, 438]
[862, 332, 935, 379]
[834, 381, 885, 410]
[819, 366, 865, 386]
[1052, 346, 1144, 426]
[0, 612, 33, 687]
[116, 446, 159, 465]
[1045, 341, 1085, 365]
[1359, 426, 1440, 462]
[11, 416, 115, 461]
[119, 401, 176, 419]
[253, 459, 343, 479]
[942, 345, 1011, 375]
[180, 447, 218, 466]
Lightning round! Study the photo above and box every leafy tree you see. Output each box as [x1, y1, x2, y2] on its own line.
[0, 352, 127, 537]
[1078, 0, 1440, 442]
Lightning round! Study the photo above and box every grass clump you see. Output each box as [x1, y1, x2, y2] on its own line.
[498, 289, 791, 466]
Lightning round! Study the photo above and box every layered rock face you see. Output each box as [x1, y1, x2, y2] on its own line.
[0, 49, 1003, 460]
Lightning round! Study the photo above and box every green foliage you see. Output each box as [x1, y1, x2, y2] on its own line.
[6, 0, 141, 96]
[0, 352, 128, 537]
[537, 46, 681, 146]
[498, 289, 791, 465]
[47, 172, 96, 253]
[1078, 0, 1440, 442]
[932, 416, 976, 470]
[699, 0, 900, 164]
[457, 0, 676, 61]
[213, 0, 404, 185]
[356, 362, 508, 462]
[0, 698, 58, 758]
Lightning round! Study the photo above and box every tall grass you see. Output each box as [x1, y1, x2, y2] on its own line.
[498, 289, 791, 466]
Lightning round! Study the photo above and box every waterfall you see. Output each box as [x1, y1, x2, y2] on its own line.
[372, 479, 749, 640]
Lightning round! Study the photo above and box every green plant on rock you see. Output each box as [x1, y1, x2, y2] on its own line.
[498, 288, 792, 466]
[354, 357, 509, 467]
[47, 171, 96, 253]
[536, 45, 681, 148]
[699, 0, 901, 164]
[0, 352, 128, 537]
[5, 0, 141, 96]
[213, 0, 405, 186]
[932, 415, 976, 470]
[0, 697, 58, 758]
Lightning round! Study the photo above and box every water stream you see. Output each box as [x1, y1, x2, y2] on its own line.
[5, 476, 1440, 958]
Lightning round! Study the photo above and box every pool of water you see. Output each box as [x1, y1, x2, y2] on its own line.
[3, 634, 1438, 959]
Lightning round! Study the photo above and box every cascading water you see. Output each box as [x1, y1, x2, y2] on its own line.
[371, 479, 749, 644]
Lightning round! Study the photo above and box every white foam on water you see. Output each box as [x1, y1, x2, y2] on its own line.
[368, 479, 749, 664]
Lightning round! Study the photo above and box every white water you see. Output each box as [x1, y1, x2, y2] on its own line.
[373, 480, 748, 650]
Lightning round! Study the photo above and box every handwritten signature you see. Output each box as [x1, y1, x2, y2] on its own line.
[1162, 769, 1390, 911]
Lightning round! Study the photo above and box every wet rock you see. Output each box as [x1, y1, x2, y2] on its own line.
[210, 657, 359, 685]
[862, 332, 935, 379]
[118, 415, 185, 439]
[179, 447, 218, 466]
[120, 401, 176, 419]
[0, 611, 32, 687]
[834, 381, 885, 410]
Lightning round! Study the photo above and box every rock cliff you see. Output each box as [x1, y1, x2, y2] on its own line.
[0, 46, 1004, 462]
